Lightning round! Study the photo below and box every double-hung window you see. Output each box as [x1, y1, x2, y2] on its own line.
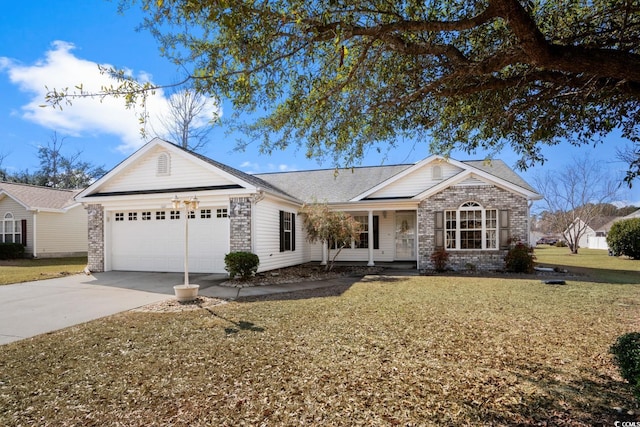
[279, 211, 295, 252]
[444, 202, 498, 250]
[1, 212, 21, 244]
[353, 215, 380, 249]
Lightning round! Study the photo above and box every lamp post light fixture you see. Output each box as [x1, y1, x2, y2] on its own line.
[171, 194, 200, 301]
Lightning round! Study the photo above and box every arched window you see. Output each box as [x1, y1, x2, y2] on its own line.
[157, 152, 171, 176]
[444, 201, 498, 250]
[2, 212, 21, 244]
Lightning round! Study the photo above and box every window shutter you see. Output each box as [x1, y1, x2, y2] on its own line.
[434, 211, 444, 249]
[21, 219, 27, 247]
[291, 214, 296, 251]
[279, 210, 285, 252]
[499, 210, 510, 249]
[373, 216, 379, 250]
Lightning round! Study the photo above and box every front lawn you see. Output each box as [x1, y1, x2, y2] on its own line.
[0, 257, 87, 285]
[1, 267, 638, 425]
[535, 246, 640, 284]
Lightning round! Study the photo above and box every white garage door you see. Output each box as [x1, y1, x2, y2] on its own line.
[110, 208, 229, 273]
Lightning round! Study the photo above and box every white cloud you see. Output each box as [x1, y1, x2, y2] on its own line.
[0, 41, 221, 154]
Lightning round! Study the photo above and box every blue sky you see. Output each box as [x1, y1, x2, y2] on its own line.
[0, 1, 637, 207]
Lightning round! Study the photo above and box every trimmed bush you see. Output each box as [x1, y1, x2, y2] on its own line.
[607, 218, 640, 259]
[430, 248, 449, 272]
[224, 251, 260, 280]
[610, 332, 640, 401]
[504, 241, 535, 273]
[0, 243, 25, 260]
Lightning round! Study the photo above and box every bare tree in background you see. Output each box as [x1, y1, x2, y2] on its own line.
[155, 88, 220, 152]
[533, 155, 621, 254]
[0, 151, 8, 181]
[3, 133, 106, 189]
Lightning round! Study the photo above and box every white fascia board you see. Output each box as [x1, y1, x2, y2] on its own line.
[260, 190, 303, 206]
[27, 207, 73, 214]
[349, 155, 443, 201]
[83, 188, 256, 209]
[325, 199, 419, 212]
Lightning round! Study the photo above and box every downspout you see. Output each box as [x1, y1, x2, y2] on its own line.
[32, 210, 38, 258]
[527, 200, 534, 245]
[367, 210, 374, 266]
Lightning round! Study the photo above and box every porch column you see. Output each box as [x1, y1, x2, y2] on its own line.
[321, 240, 328, 265]
[367, 210, 375, 266]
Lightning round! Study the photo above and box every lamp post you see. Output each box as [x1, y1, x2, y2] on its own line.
[171, 194, 200, 301]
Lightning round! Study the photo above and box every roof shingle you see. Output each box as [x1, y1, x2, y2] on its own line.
[0, 182, 80, 210]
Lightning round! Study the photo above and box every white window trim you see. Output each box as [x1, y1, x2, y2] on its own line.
[445, 202, 498, 251]
[2, 212, 21, 244]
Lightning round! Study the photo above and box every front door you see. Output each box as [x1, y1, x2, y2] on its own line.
[395, 212, 416, 260]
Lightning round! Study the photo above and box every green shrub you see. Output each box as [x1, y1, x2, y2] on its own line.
[607, 218, 640, 259]
[610, 332, 640, 401]
[430, 248, 449, 272]
[0, 243, 25, 260]
[224, 252, 260, 280]
[555, 240, 567, 247]
[504, 241, 535, 273]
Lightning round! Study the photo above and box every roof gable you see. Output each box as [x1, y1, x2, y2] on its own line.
[0, 182, 79, 211]
[353, 156, 541, 201]
[361, 157, 463, 200]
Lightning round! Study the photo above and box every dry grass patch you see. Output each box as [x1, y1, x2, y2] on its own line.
[0, 257, 87, 285]
[1, 275, 639, 426]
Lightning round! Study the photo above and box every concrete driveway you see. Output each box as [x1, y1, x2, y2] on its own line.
[0, 271, 225, 345]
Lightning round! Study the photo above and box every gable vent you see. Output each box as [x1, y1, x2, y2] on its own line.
[432, 165, 442, 180]
[157, 152, 171, 176]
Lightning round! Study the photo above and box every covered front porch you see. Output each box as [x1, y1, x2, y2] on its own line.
[314, 208, 419, 268]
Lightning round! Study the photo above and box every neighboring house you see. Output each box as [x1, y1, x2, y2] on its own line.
[623, 209, 640, 220]
[76, 138, 542, 273]
[565, 216, 620, 250]
[0, 182, 88, 258]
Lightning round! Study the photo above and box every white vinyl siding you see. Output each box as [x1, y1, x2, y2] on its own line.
[252, 197, 307, 272]
[454, 174, 490, 187]
[35, 206, 88, 257]
[307, 211, 395, 262]
[99, 146, 238, 193]
[369, 162, 462, 199]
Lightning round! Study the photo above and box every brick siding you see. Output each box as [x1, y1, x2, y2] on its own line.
[229, 197, 252, 252]
[418, 185, 529, 271]
[85, 204, 104, 272]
